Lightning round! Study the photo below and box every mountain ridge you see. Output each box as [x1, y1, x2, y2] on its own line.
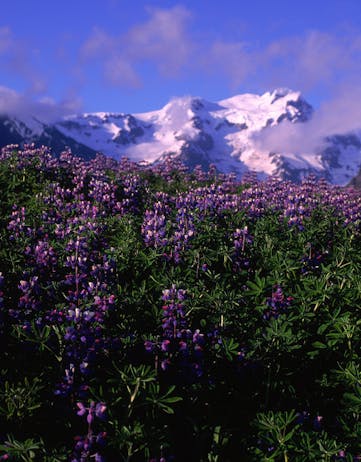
[1, 88, 361, 185]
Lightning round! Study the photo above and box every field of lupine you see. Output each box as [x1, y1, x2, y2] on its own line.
[0, 145, 360, 461]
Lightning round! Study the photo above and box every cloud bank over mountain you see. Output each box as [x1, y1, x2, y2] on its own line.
[254, 87, 361, 155]
[0, 86, 82, 123]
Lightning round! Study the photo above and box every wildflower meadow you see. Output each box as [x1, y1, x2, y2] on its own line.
[0, 145, 360, 461]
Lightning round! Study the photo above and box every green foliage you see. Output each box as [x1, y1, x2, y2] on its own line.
[0, 377, 43, 423]
[0, 434, 67, 461]
[1, 148, 361, 460]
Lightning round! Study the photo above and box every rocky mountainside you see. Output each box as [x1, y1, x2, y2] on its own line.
[0, 115, 96, 160]
[1, 88, 361, 185]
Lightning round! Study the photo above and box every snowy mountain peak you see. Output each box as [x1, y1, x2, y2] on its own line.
[270, 87, 298, 99]
[162, 95, 204, 111]
[1, 89, 361, 185]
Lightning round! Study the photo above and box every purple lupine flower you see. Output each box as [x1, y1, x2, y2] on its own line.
[144, 340, 155, 352]
[145, 286, 205, 379]
[313, 414, 323, 431]
[76, 401, 107, 422]
[233, 226, 253, 270]
[161, 359, 171, 371]
[179, 341, 188, 351]
[142, 209, 168, 248]
[17, 275, 41, 314]
[7, 205, 33, 239]
[264, 285, 293, 320]
[192, 329, 204, 346]
[76, 402, 87, 417]
[95, 403, 107, 420]
[161, 339, 171, 351]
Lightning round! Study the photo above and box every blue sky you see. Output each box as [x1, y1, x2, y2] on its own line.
[1, 0, 361, 117]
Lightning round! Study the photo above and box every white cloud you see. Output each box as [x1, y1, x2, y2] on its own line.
[254, 86, 361, 154]
[0, 86, 82, 122]
[126, 5, 192, 75]
[79, 5, 193, 87]
[203, 30, 361, 95]
[104, 56, 142, 88]
[204, 40, 254, 88]
[0, 25, 48, 95]
[80, 27, 115, 59]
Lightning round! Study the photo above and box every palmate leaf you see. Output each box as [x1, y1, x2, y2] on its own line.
[317, 433, 344, 458]
[0, 377, 44, 422]
[0, 435, 41, 461]
[146, 383, 182, 414]
[343, 390, 361, 411]
[221, 337, 240, 361]
[246, 274, 267, 297]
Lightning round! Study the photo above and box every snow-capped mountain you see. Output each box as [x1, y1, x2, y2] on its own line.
[1, 88, 361, 185]
[55, 89, 316, 178]
[0, 115, 97, 160]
